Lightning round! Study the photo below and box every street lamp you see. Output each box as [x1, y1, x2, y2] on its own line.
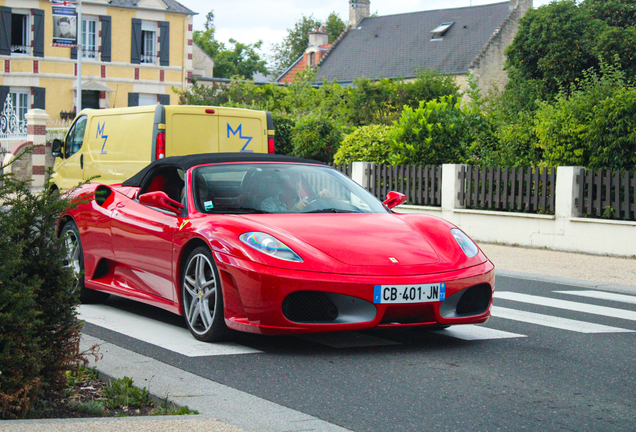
[76, 0, 82, 113]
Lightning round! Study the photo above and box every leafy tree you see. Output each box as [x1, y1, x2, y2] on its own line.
[582, 0, 636, 27]
[270, 14, 322, 76]
[213, 39, 268, 79]
[325, 12, 346, 43]
[506, 0, 598, 95]
[506, 0, 636, 97]
[269, 12, 345, 76]
[193, 11, 268, 79]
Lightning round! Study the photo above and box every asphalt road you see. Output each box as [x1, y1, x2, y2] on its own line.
[80, 275, 636, 432]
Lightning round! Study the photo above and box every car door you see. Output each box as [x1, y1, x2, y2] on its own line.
[110, 192, 179, 302]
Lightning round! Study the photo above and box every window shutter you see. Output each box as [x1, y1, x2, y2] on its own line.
[33, 9, 45, 57]
[159, 21, 170, 66]
[131, 19, 142, 64]
[33, 87, 45, 109]
[128, 93, 139, 107]
[71, 47, 77, 59]
[0, 86, 10, 109]
[159, 94, 170, 105]
[0, 7, 11, 56]
[100, 16, 112, 62]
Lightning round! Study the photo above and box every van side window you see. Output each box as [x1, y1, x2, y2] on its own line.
[65, 116, 88, 158]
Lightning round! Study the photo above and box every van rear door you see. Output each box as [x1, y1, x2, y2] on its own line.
[164, 106, 220, 156]
[84, 107, 156, 184]
[217, 107, 267, 153]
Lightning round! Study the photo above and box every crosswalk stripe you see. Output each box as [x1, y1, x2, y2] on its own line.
[79, 305, 262, 357]
[298, 332, 400, 348]
[431, 324, 526, 341]
[492, 306, 634, 333]
[555, 290, 636, 305]
[495, 292, 636, 322]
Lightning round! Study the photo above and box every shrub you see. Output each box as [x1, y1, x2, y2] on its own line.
[290, 115, 342, 163]
[388, 97, 484, 166]
[272, 113, 295, 156]
[536, 64, 636, 170]
[0, 151, 82, 419]
[334, 125, 392, 164]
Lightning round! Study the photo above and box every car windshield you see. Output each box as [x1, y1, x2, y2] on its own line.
[191, 163, 388, 215]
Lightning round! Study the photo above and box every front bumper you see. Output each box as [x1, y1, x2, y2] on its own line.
[213, 252, 495, 335]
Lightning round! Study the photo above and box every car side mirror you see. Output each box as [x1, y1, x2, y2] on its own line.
[383, 191, 407, 209]
[51, 139, 63, 158]
[139, 191, 184, 215]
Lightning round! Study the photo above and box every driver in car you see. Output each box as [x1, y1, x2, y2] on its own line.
[261, 171, 309, 212]
[260, 171, 334, 213]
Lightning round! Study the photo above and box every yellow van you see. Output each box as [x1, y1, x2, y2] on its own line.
[50, 105, 275, 191]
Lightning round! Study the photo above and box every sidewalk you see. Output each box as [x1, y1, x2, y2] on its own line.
[479, 242, 636, 293]
[2, 244, 635, 431]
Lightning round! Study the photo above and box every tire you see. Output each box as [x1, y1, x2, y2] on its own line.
[182, 246, 229, 342]
[61, 221, 110, 304]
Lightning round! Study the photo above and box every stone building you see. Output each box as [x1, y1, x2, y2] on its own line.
[0, 0, 198, 127]
[277, 0, 533, 93]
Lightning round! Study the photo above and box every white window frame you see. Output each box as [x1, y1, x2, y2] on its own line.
[81, 16, 98, 60]
[140, 21, 158, 65]
[10, 9, 31, 55]
[9, 88, 30, 125]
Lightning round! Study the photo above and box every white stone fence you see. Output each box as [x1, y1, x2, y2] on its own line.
[350, 162, 636, 257]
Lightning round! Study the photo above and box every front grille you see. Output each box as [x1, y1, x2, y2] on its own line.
[282, 291, 339, 323]
[456, 284, 491, 316]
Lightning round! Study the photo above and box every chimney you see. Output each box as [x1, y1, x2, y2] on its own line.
[308, 26, 329, 47]
[349, 0, 370, 29]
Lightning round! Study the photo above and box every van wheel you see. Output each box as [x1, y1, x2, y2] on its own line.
[61, 221, 110, 304]
[182, 246, 229, 342]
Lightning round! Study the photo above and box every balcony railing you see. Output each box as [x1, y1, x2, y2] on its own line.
[140, 54, 158, 64]
[82, 49, 98, 59]
[11, 45, 31, 55]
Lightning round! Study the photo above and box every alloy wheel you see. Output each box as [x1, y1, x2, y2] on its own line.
[183, 252, 218, 335]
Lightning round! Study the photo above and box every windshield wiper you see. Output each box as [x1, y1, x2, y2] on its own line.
[208, 206, 271, 214]
[305, 208, 359, 213]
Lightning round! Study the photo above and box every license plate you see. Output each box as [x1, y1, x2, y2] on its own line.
[373, 283, 446, 304]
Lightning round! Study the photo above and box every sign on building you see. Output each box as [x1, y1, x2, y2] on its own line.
[51, 0, 77, 47]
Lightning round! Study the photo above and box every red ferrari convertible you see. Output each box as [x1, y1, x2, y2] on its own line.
[61, 153, 494, 342]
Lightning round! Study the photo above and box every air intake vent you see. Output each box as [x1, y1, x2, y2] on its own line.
[456, 284, 491, 316]
[282, 291, 339, 323]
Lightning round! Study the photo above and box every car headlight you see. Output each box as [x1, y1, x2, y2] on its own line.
[239, 232, 303, 262]
[451, 228, 479, 258]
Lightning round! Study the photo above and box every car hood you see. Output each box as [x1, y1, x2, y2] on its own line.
[240, 213, 440, 266]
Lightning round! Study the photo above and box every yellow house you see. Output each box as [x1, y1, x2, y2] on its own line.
[0, 0, 196, 124]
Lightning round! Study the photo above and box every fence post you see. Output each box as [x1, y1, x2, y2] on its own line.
[351, 161, 374, 190]
[25, 109, 50, 190]
[555, 166, 584, 219]
[441, 164, 466, 212]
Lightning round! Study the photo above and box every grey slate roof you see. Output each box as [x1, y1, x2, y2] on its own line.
[106, 0, 195, 15]
[316, 2, 510, 82]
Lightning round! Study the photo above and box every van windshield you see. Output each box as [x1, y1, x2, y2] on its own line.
[192, 163, 388, 215]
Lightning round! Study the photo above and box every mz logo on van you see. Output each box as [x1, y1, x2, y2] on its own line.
[227, 124, 253, 152]
[97, 122, 109, 154]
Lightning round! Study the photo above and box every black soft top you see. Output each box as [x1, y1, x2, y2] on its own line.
[121, 153, 324, 187]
